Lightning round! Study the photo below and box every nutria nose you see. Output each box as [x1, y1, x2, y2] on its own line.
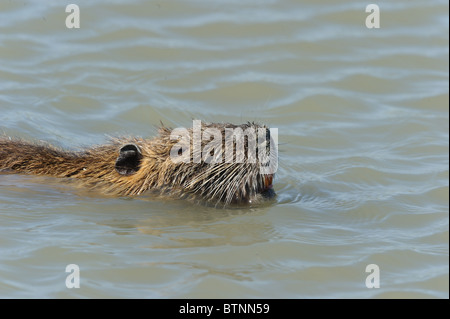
[261, 186, 276, 199]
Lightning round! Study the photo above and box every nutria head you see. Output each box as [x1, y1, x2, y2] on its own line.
[112, 121, 277, 206]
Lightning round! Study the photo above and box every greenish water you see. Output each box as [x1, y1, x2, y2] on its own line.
[0, 0, 448, 298]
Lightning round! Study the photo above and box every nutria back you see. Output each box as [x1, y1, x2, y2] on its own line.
[0, 121, 277, 206]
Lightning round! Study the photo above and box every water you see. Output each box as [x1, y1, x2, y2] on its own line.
[0, 0, 448, 298]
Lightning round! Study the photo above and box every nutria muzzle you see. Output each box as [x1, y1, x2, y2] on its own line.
[0, 121, 277, 207]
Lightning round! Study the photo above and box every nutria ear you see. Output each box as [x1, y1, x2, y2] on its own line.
[115, 144, 143, 176]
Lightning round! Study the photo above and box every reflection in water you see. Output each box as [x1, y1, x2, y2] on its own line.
[136, 207, 277, 248]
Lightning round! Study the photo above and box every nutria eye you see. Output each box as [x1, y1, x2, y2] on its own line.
[115, 144, 142, 176]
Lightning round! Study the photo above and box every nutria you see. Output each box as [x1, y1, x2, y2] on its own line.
[0, 121, 277, 206]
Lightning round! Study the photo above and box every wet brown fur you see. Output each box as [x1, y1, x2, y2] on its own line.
[0, 123, 275, 206]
